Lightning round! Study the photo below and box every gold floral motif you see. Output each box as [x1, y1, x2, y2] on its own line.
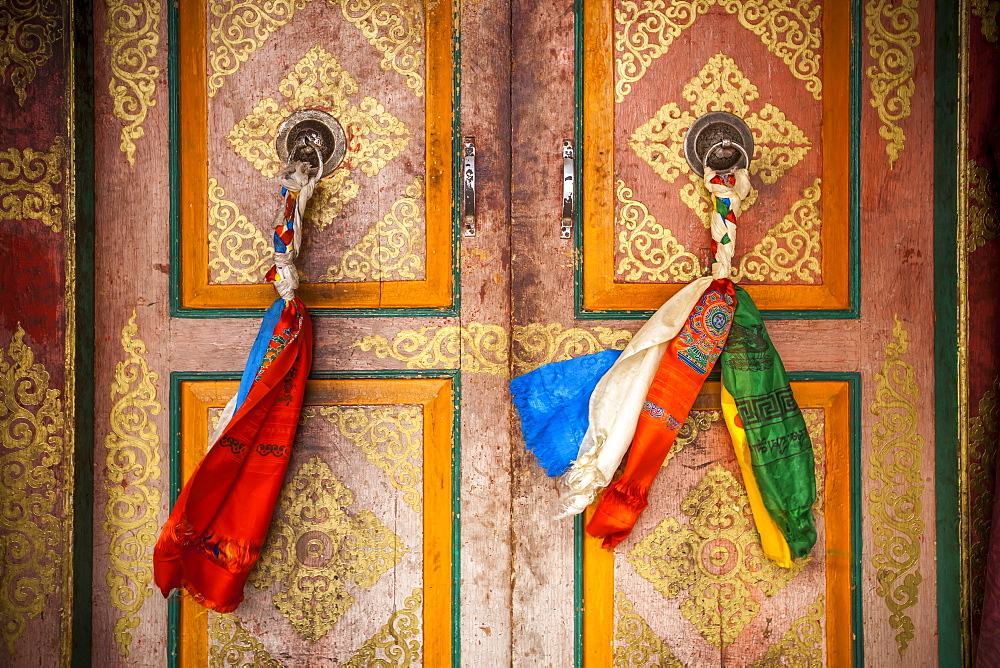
[318, 405, 423, 513]
[511, 323, 633, 376]
[750, 594, 825, 666]
[208, 613, 281, 667]
[629, 53, 811, 221]
[105, 0, 160, 166]
[614, 0, 822, 103]
[0, 0, 62, 105]
[968, 377, 999, 620]
[628, 464, 803, 648]
[249, 456, 408, 641]
[613, 591, 682, 667]
[103, 310, 163, 658]
[227, 45, 412, 228]
[663, 409, 722, 469]
[804, 409, 825, 515]
[615, 178, 704, 283]
[319, 177, 424, 281]
[732, 179, 822, 284]
[868, 314, 924, 655]
[0, 325, 64, 653]
[338, 0, 425, 97]
[207, 0, 311, 97]
[352, 323, 508, 375]
[969, 159, 999, 253]
[0, 136, 67, 232]
[344, 588, 422, 666]
[207, 177, 272, 284]
[865, 0, 919, 168]
[972, 0, 1000, 42]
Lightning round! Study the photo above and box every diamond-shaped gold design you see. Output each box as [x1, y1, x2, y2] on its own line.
[629, 53, 811, 223]
[249, 455, 409, 642]
[628, 464, 804, 649]
[227, 45, 413, 231]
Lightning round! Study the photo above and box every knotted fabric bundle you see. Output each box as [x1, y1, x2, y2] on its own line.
[154, 160, 319, 612]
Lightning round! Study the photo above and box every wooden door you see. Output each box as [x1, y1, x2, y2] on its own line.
[91, 0, 513, 665]
[510, 1, 939, 666]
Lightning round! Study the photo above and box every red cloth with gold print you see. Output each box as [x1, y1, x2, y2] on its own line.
[587, 280, 735, 548]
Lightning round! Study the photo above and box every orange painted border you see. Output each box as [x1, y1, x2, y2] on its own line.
[176, 378, 455, 664]
[581, 2, 852, 313]
[178, 0, 455, 310]
[582, 381, 853, 665]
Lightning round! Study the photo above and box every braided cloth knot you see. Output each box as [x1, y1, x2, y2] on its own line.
[269, 160, 321, 301]
[704, 167, 751, 279]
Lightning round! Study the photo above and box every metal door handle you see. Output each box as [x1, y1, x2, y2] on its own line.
[463, 137, 476, 237]
[561, 140, 574, 239]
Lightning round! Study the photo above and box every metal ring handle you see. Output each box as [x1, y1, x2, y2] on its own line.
[702, 138, 750, 174]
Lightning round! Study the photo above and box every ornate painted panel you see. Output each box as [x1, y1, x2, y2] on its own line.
[173, 376, 455, 665]
[176, 0, 457, 311]
[579, 1, 854, 315]
[581, 380, 854, 665]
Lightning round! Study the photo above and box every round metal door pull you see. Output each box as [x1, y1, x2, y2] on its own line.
[684, 111, 754, 177]
[276, 108, 347, 178]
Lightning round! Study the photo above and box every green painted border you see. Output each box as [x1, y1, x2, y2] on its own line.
[166, 368, 462, 666]
[934, 0, 963, 664]
[572, 0, 862, 321]
[167, 6, 463, 319]
[571, 371, 864, 665]
[70, 0, 96, 663]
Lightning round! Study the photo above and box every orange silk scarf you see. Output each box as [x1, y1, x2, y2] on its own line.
[587, 280, 735, 548]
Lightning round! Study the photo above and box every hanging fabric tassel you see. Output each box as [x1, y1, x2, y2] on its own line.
[153, 159, 320, 612]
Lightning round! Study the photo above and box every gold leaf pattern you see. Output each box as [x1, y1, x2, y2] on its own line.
[804, 409, 825, 516]
[511, 323, 633, 376]
[0, 0, 62, 105]
[972, 0, 1000, 42]
[318, 177, 424, 281]
[344, 588, 422, 666]
[969, 158, 999, 253]
[614, 178, 703, 283]
[732, 179, 822, 284]
[103, 310, 163, 658]
[351, 323, 509, 375]
[662, 409, 722, 468]
[318, 405, 423, 513]
[0, 325, 64, 653]
[868, 314, 924, 654]
[208, 613, 281, 667]
[207, 177, 272, 284]
[628, 464, 803, 648]
[629, 53, 811, 220]
[227, 45, 412, 228]
[968, 377, 999, 621]
[750, 594, 825, 666]
[105, 0, 161, 166]
[338, 0, 425, 97]
[614, 0, 822, 103]
[0, 136, 67, 232]
[249, 456, 408, 641]
[865, 0, 919, 168]
[613, 591, 682, 667]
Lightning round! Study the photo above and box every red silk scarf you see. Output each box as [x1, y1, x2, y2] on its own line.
[153, 298, 312, 612]
[587, 280, 735, 548]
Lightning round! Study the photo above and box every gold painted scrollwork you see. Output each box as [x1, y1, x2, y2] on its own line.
[969, 159, 999, 253]
[969, 377, 999, 620]
[865, 0, 919, 168]
[0, 325, 64, 654]
[105, 0, 161, 166]
[972, 0, 1000, 42]
[207, 177, 272, 283]
[614, 0, 822, 103]
[249, 456, 408, 641]
[628, 464, 803, 648]
[868, 314, 924, 655]
[512, 323, 633, 376]
[0, 0, 62, 105]
[338, 0, 425, 97]
[344, 588, 422, 666]
[319, 177, 424, 281]
[613, 592, 682, 667]
[209, 613, 281, 667]
[750, 594, 825, 666]
[804, 409, 826, 515]
[318, 405, 423, 513]
[0, 136, 67, 232]
[662, 409, 722, 468]
[352, 323, 509, 375]
[103, 310, 163, 658]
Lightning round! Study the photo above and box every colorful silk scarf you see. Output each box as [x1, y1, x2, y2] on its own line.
[154, 162, 319, 612]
